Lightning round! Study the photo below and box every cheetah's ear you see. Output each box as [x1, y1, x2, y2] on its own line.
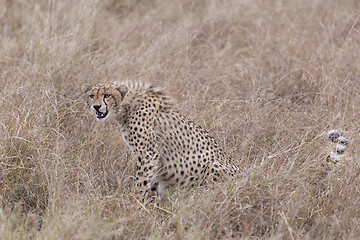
[117, 85, 128, 98]
[82, 84, 92, 93]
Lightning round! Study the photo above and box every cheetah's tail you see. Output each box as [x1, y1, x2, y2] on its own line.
[326, 129, 349, 163]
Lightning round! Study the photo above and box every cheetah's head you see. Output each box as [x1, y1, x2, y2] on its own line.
[82, 83, 128, 122]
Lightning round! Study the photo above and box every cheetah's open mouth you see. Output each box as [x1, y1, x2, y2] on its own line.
[96, 110, 109, 120]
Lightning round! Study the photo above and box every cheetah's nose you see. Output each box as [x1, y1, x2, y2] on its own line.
[93, 105, 101, 111]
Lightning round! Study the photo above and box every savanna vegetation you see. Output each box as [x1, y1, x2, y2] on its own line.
[1, 0, 360, 239]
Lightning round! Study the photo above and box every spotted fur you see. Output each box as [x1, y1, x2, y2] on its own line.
[82, 82, 239, 197]
[326, 129, 349, 163]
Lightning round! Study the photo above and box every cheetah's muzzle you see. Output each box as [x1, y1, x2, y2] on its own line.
[96, 110, 108, 120]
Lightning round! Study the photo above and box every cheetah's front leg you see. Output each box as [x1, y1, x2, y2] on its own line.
[134, 151, 159, 199]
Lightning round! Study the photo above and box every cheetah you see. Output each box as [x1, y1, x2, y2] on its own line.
[326, 129, 349, 164]
[82, 82, 239, 197]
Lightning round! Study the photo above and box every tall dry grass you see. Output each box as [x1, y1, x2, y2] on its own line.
[1, 0, 360, 239]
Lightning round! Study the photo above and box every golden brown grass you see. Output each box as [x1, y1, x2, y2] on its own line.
[1, 0, 360, 239]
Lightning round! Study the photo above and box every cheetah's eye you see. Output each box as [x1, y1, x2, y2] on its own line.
[89, 94, 94, 99]
[104, 93, 111, 99]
